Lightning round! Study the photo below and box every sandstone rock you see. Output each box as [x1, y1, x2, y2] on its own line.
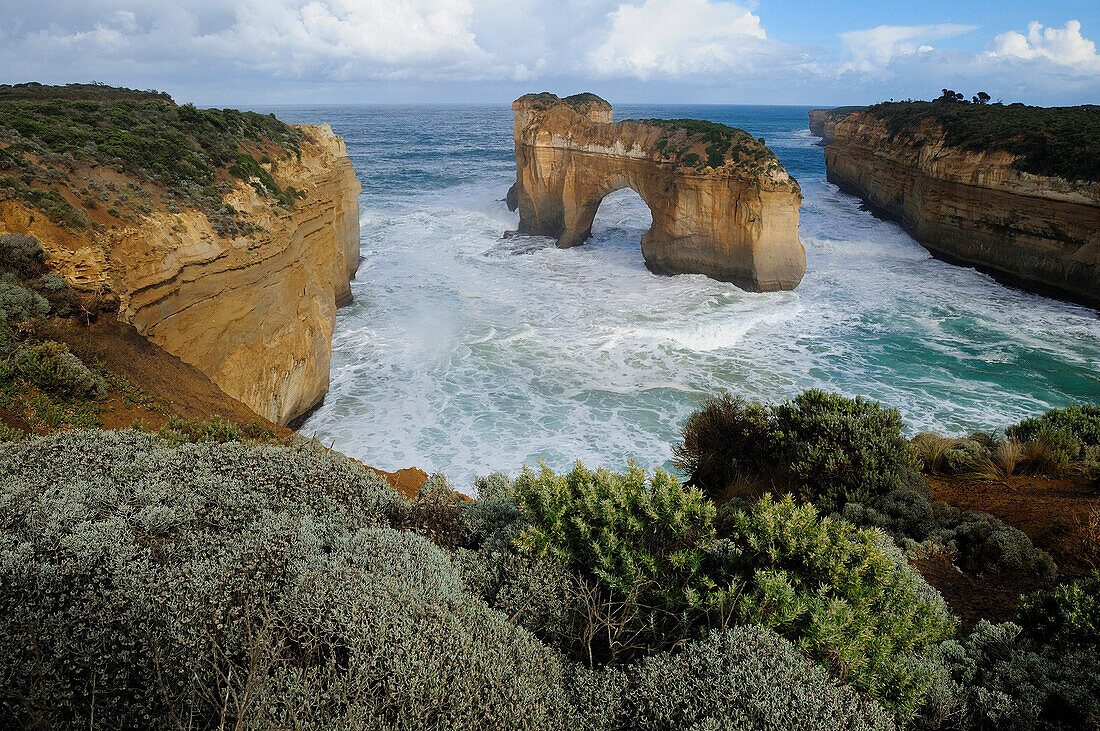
[1, 123, 361, 425]
[511, 93, 805, 291]
[822, 112, 1100, 310]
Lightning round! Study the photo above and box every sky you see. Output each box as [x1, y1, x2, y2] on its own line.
[1, 0, 1098, 106]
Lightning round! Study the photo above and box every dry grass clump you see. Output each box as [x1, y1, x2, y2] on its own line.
[1077, 501, 1100, 568]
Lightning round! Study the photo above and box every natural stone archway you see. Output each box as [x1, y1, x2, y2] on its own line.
[507, 93, 806, 291]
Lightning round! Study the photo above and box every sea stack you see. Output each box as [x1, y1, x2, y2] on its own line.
[508, 93, 806, 292]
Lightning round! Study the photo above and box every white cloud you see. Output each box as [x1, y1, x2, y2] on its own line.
[986, 20, 1100, 72]
[586, 0, 771, 80]
[839, 24, 978, 75]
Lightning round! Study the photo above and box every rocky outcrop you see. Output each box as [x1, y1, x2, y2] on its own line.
[1, 124, 361, 425]
[510, 93, 805, 291]
[818, 111, 1099, 309]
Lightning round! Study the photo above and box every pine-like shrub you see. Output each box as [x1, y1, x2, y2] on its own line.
[512, 462, 726, 663]
[673, 393, 770, 498]
[770, 390, 920, 512]
[722, 495, 956, 723]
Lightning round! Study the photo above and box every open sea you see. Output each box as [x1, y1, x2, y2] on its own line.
[252, 104, 1100, 490]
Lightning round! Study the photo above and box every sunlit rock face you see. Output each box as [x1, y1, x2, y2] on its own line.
[821, 111, 1100, 310]
[509, 93, 806, 292]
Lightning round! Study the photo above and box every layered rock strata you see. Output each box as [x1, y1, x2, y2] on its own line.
[1, 123, 361, 424]
[817, 111, 1099, 309]
[509, 93, 805, 291]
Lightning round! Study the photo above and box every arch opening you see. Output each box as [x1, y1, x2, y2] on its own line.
[587, 187, 654, 251]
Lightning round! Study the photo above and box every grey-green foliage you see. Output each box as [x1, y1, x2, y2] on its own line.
[0, 271, 49, 323]
[0, 339, 108, 400]
[0, 232, 48, 275]
[841, 488, 1056, 579]
[38, 272, 65, 291]
[576, 626, 896, 731]
[923, 621, 1100, 731]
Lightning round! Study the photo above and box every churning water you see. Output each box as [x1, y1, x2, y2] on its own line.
[257, 104, 1100, 489]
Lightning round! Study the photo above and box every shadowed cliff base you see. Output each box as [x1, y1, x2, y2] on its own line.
[508, 93, 805, 292]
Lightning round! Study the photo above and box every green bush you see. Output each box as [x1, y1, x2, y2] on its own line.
[154, 414, 284, 446]
[0, 422, 24, 441]
[1, 339, 107, 400]
[1016, 572, 1100, 650]
[721, 495, 956, 722]
[0, 272, 49, 323]
[1007, 404, 1100, 477]
[675, 390, 921, 512]
[0, 232, 48, 275]
[512, 462, 725, 663]
[933, 620, 1100, 730]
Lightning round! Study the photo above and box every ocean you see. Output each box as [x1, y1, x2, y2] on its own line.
[252, 104, 1100, 490]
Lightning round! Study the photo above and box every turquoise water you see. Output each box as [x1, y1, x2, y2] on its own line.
[257, 104, 1100, 489]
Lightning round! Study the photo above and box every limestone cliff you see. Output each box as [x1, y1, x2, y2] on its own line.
[818, 109, 1099, 309]
[0, 123, 360, 425]
[509, 93, 805, 291]
[808, 108, 864, 146]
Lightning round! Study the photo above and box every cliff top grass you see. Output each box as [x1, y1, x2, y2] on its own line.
[516, 91, 611, 111]
[863, 100, 1100, 183]
[0, 82, 304, 232]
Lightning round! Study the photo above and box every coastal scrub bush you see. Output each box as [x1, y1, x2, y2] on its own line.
[722, 495, 956, 722]
[1008, 404, 1100, 478]
[0, 338, 107, 400]
[840, 488, 1056, 579]
[388, 472, 468, 549]
[0, 272, 49, 323]
[931, 620, 1100, 730]
[1016, 572, 1100, 649]
[0, 232, 48, 276]
[154, 413, 285, 446]
[1, 431, 587, 729]
[588, 626, 896, 731]
[512, 462, 725, 663]
[675, 390, 921, 512]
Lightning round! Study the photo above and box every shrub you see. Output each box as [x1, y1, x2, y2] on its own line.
[1016, 572, 1100, 650]
[388, 473, 467, 549]
[154, 414, 284, 446]
[1007, 405, 1100, 477]
[770, 390, 919, 512]
[0, 232, 48, 275]
[0, 422, 24, 441]
[721, 495, 956, 722]
[676, 390, 921, 512]
[936, 620, 1100, 730]
[841, 488, 1056, 579]
[591, 626, 896, 731]
[1, 339, 107, 400]
[38, 272, 65, 291]
[0, 272, 49, 323]
[512, 462, 725, 663]
[0, 431, 588, 729]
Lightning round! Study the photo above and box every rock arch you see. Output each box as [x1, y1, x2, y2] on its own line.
[507, 93, 806, 291]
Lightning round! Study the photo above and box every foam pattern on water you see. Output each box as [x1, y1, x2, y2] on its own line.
[258, 104, 1100, 490]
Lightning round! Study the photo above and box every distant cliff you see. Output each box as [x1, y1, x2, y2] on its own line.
[0, 85, 360, 424]
[510, 93, 805, 291]
[814, 102, 1099, 309]
[807, 107, 864, 146]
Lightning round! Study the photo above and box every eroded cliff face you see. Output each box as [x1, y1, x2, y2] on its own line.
[821, 112, 1099, 309]
[510, 93, 805, 291]
[0, 123, 361, 425]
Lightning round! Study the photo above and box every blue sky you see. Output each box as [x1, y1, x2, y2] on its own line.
[1, 0, 1097, 106]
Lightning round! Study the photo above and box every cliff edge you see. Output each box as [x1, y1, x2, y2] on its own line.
[0, 84, 360, 424]
[509, 93, 805, 291]
[815, 102, 1099, 309]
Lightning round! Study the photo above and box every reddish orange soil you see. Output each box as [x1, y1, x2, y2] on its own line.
[915, 473, 1099, 630]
